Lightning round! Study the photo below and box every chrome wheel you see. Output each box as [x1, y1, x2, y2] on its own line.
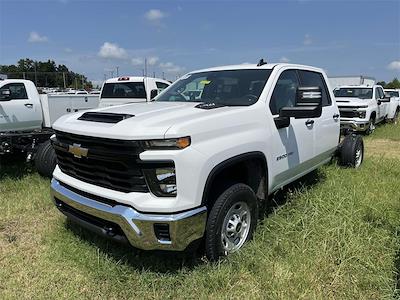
[221, 201, 251, 254]
[355, 147, 363, 168]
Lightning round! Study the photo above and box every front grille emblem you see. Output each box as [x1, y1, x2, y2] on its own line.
[68, 143, 88, 158]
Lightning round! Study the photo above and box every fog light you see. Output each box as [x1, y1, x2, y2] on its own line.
[144, 166, 177, 197]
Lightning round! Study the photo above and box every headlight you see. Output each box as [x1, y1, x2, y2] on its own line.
[142, 137, 191, 150]
[358, 111, 366, 118]
[143, 165, 177, 197]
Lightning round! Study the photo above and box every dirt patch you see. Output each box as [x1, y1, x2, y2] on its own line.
[364, 139, 400, 159]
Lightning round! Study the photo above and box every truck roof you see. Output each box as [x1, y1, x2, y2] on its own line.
[337, 85, 381, 88]
[190, 63, 325, 74]
[105, 76, 169, 84]
[1, 79, 34, 84]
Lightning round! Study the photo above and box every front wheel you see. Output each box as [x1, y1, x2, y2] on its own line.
[35, 140, 57, 177]
[365, 117, 375, 135]
[205, 183, 258, 261]
[339, 134, 364, 168]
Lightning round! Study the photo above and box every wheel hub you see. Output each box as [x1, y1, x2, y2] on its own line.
[221, 201, 251, 254]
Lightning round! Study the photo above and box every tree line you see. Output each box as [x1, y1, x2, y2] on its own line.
[0, 59, 92, 89]
[377, 78, 400, 89]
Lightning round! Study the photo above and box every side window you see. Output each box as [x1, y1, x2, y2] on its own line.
[375, 88, 380, 99]
[156, 82, 169, 93]
[297, 70, 331, 106]
[269, 70, 299, 115]
[0, 83, 28, 100]
[378, 88, 384, 99]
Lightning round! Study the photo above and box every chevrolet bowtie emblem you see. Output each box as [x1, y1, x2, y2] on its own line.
[68, 143, 88, 158]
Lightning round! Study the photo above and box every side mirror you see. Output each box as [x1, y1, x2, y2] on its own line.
[0, 89, 11, 101]
[382, 96, 391, 102]
[150, 89, 158, 100]
[279, 87, 322, 119]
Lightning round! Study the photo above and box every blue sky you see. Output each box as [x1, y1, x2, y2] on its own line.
[0, 0, 399, 85]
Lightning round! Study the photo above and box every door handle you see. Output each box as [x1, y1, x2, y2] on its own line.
[66, 108, 71, 112]
[333, 113, 340, 119]
[24, 103, 33, 108]
[305, 119, 314, 126]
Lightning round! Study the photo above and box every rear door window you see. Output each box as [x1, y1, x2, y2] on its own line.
[101, 82, 147, 98]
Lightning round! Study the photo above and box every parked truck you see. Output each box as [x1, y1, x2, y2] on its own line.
[334, 85, 389, 134]
[99, 76, 171, 107]
[329, 75, 375, 90]
[0, 79, 99, 176]
[384, 89, 400, 122]
[50, 62, 363, 261]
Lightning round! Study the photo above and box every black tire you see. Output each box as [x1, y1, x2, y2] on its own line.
[205, 183, 258, 261]
[393, 109, 399, 124]
[339, 134, 364, 168]
[35, 140, 57, 177]
[365, 117, 375, 135]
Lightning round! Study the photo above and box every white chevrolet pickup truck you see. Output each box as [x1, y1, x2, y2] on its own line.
[99, 76, 171, 107]
[0, 79, 98, 176]
[334, 85, 390, 134]
[50, 62, 363, 260]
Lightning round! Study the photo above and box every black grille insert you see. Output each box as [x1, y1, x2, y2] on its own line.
[53, 131, 148, 193]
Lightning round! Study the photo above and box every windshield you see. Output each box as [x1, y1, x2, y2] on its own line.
[334, 88, 373, 99]
[156, 69, 272, 106]
[101, 82, 146, 99]
[386, 91, 399, 97]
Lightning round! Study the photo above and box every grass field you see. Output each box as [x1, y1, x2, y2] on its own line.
[1, 122, 399, 299]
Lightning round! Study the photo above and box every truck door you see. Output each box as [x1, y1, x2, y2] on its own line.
[267, 69, 315, 187]
[297, 70, 339, 158]
[0, 82, 42, 132]
[375, 87, 387, 121]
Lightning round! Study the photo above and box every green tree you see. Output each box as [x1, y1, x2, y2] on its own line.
[386, 78, 400, 89]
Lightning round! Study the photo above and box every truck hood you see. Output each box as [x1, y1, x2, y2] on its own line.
[52, 101, 241, 140]
[335, 97, 370, 107]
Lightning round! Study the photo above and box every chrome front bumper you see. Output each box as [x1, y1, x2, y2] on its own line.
[340, 119, 370, 132]
[50, 179, 207, 251]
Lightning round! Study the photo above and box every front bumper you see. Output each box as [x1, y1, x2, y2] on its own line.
[340, 119, 370, 132]
[50, 179, 207, 251]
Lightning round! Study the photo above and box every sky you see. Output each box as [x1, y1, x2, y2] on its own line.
[0, 0, 399, 85]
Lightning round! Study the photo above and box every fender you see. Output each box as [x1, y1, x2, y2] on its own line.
[201, 151, 268, 206]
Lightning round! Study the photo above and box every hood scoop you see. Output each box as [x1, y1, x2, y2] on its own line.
[195, 102, 226, 110]
[78, 112, 134, 123]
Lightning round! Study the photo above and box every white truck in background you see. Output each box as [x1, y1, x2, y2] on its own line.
[329, 75, 375, 90]
[334, 85, 389, 134]
[99, 76, 171, 107]
[0, 79, 99, 176]
[384, 89, 400, 122]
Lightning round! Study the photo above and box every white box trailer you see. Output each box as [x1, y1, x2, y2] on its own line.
[329, 76, 376, 90]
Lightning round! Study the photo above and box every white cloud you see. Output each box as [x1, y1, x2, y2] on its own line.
[159, 62, 185, 73]
[303, 34, 312, 45]
[145, 9, 165, 22]
[98, 42, 128, 59]
[148, 56, 159, 66]
[131, 58, 143, 66]
[28, 31, 48, 43]
[64, 47, 72, 53]
[279, 56, 290, 63]
[387, 60, 400, 71]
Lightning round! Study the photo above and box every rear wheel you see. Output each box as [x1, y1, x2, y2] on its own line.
[205, 183, 258, 261]
[35, 140, 57, 177]
[393, 108, 399, 124]
[339, 134, 364, 168]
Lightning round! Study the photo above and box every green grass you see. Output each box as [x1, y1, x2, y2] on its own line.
[1, 124, 400, 299]
[367, 120, 400, 141]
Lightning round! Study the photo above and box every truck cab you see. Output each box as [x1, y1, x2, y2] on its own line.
[99, 76, 171, 107]
[0, 79, 43, 132]
[334, 85, 389, 134]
